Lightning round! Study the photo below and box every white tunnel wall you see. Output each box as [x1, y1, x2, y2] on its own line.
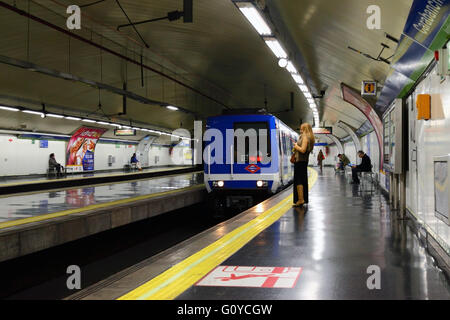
[0, 135, 192, 176]
[343, 142, 357, 164]
[405, 63, 450, 250]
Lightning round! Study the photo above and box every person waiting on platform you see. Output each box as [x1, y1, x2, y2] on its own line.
[317, 150, 325, 172]
[292, 122, 315, 207]
[337, 153, 350, 170]
[130, 153, 143, 171]
[351, 151, 372, 184]
[49, 153, 64, 177]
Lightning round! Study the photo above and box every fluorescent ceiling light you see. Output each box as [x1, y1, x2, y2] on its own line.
[307, 98, 314, 104]
[82, 119, 97, 123]
[0, 106, 19, 112]
[236, 3, 272, 36]
[122, 126, 131, 129]
[23, 110, 44, 116]
[291, 74, 304, 84]
[46, 113, 64, 118]
[304, 92, 312, 99]
[65, 116, 81, 121]
[111, 124, 122, 127]
[264, 38, 288, 59]
[132, 127, 141, 130]
[298, 85, 308, 92]
[286, 61, 298, 74]
[166, 105, 179, 111]
[97, 121, 110, 125]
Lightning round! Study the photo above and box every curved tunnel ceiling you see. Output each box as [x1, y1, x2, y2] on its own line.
[0, 0, 413, 139]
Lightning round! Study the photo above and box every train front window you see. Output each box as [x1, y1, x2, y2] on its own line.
[233, 122, 271, 164]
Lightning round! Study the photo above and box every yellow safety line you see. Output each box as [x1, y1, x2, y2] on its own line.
[118, 167, 318, 300]
[0, 184, 205, 230]
[0, 166, 194, 188]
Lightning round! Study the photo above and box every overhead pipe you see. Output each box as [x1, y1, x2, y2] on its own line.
[0, 1, 231, 110]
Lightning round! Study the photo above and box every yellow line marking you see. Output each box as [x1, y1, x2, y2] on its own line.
[0, 184, 205, 230]
[118, 167, 318, 300]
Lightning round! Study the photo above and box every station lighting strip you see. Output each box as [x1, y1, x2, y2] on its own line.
[0, 105, 189, 140]
[233, 1, 320, 127]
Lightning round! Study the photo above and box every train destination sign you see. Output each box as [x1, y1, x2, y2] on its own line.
[312, 127, 333, 135]
[114, 129, 137, 136]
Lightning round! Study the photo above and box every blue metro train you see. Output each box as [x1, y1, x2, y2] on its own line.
[204, 110, 299, 210]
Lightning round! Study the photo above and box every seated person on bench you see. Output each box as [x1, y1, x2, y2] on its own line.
[351, 151, 372, 184]
[130, 153, 143, 171]
[49, 153, 64, 177]
[337, 153, 350, 170]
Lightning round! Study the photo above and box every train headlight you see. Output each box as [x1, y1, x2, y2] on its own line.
[257, 180, 267, 188]
[213, 181, 225, 188]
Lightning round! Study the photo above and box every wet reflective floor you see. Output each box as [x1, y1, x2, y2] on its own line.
[0, 172, 203, 225]
[0, 166, 193, 186]
[178, 168, 450, 299]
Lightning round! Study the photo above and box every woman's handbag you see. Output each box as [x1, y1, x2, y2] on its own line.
[290, 153, 296, 164]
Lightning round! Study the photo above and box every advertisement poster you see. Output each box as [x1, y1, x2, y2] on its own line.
[66, 127, 107, 171]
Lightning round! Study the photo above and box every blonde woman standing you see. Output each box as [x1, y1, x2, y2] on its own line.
[292, 123, 315, 207]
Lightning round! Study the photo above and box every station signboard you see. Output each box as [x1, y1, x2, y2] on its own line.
[114, 129, 136, 136]
[312, 127, 333, 135]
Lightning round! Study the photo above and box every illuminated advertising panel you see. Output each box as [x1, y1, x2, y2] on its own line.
[66, 126, 107, 172]
[114, 129, 137, 136]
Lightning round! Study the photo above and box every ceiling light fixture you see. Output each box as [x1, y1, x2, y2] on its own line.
[278, 58, 288, 68]
[292, 74, 304, 84]
[22, 110, 44, 117]
[264, 38, 288, 59]
[82, 119, 97, 123]
[235, 2, 272, 36]
[286, 61, 298, 74]
[0, 106, 20, 112]
[46, 113, 64, 118]
[166, 105, 179, 111]
[298, 84, 308, 92]
[65, 116, 81, 121]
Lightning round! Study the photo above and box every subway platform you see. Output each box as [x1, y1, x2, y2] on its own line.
[0, 171, 205, 262]
[0, 165, 198, 195]
[70, 167, 450, 300]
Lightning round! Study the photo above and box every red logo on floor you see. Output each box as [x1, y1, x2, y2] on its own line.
[195, 266, 302, 288]
[245, 164, 261, 173]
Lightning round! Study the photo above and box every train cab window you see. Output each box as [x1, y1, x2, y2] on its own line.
[233, 122, 271, 163]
